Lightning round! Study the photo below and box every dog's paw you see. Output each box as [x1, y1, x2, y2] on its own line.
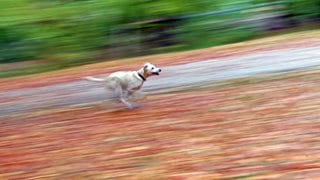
[126, 104, 140, 110]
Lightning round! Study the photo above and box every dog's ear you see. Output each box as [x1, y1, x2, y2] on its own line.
[144, 63, 150, 69]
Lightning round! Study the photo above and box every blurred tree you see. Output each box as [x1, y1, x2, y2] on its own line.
[252, 0, 320, 19]
[0, 0, 319, 66]
[0, 0, 122, 63]
[286, 0, 320, 19]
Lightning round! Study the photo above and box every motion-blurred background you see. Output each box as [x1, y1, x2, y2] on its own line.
[1, 0, 319, 77]
[2, 1, 320, 179]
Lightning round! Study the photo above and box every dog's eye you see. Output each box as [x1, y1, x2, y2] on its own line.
[151, 67, 154, 70]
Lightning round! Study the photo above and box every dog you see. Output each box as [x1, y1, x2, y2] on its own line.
[84, 63, 161, 109]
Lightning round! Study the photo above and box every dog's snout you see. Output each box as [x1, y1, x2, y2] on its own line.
[159, 69, 162, 72]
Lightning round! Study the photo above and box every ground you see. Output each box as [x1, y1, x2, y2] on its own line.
[0, 30, 320, 179]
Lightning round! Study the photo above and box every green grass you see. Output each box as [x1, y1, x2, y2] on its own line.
[0, 64, 66, 78]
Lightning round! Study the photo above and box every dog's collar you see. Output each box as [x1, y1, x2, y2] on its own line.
[137, 72, 146, 81]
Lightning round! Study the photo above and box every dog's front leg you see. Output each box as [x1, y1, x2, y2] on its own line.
[119, 98, 134, 109]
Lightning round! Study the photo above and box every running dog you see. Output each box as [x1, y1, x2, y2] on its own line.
[84, 63, 161, 109]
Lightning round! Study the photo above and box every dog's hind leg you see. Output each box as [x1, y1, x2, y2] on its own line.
[105, 77, 135, 109]
[114, 84, 134, 109]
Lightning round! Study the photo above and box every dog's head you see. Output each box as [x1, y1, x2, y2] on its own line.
[143, 63, 161, 76]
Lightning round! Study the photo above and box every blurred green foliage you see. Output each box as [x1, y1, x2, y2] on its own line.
[287, 0, 320, 19]
[0, 0, 319, 67]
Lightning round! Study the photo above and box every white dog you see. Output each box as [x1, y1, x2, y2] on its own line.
[84, 63, 161, 109]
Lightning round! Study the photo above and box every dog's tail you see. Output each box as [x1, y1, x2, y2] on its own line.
[84, 76, 105, 82]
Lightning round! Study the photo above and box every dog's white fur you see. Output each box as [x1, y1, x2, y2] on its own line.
[84, 63, 161, 109]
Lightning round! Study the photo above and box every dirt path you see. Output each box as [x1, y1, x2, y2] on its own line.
[1, 45, 320, 118]
[1, 32, 320, 179]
